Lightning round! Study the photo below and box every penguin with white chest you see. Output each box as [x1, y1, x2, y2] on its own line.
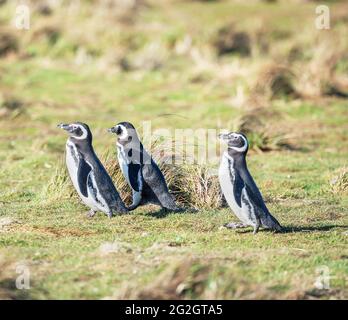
[58, 122, 128, 218]
[218, 132, 282, 234]
[108, 122, 178, 211]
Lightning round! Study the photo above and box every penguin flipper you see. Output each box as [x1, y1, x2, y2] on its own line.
[127, 163, 143, 211]
[77, 157, 92, 197]
[128, 168, 143, 211]
[128, 163, 142, 192]
[232, 170, 245, 208]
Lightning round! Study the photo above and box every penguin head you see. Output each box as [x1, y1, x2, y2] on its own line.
[108, 122, 140, 146]
[58, 122, 92, 143]
[219, 132, 248, 155]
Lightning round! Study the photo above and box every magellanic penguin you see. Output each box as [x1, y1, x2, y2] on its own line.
[58, 122, 128, 218]
[218, 132, 282, 234]
[108, 122, 178, 211]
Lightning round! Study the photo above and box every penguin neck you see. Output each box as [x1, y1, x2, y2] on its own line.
[117, 141, 151, 165]
[69, 138, 95, 159]
[225, 150, 247, 170]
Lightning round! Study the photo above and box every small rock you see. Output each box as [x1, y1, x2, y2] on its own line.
[0, 217, 17, 230]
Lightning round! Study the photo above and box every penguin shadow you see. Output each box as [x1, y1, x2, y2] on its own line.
[278, 143, 309, 153]
[234, 224, 347, 234]
[147, 207, 198, 219]
[279, 224, 348, 234]
[0, 278, 48, 299]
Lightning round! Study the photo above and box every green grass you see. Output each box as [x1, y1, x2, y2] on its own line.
[0, 0, 347, 299]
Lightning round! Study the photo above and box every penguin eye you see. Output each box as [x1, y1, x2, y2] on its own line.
[116, 126, 122, 135]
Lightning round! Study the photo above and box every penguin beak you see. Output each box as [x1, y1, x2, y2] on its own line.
[108, 126, 116, 134]
[58, 123, 72, 132]
[108, 125, 121, 134]
[218, 133, 229, 141]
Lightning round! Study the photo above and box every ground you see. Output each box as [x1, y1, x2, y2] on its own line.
[0, 0, 347, 299]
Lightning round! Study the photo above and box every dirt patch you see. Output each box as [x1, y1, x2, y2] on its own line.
[34, 226, 97, 237]
[6, 224, 97, 238]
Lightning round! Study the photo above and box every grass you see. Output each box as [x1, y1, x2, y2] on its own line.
[0, 0, 347, 299]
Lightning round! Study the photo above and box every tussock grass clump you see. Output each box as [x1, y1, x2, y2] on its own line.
[0, 255, 15, 300]
[109, 257, 288, 299]
[0, 29, 18, 57]
[119, 42, 169, 71]
[330, 167, 348, 195]
[295, 35, 347, 98]
[162, 163, 223, 209]
[31, 22, 61, 45]
[42, 158, 76, 201]
[251, 63, 297, 103]
[212, 23, 251, 56]
[234, 108, 292, 152]
[0, 93, 25, 119]
[0, 255, 40, 300]
[90, 0, 145, 24]
[111, 258, 211, 299]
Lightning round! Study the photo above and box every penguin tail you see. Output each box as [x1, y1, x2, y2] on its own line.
[272, 217, 283, 232]
[162, 202, 179, 212]
[158, 193, 178, 212]
[263, 214, 283, 232]
[112, 202, 129, 215]
[273, 220, 283, 232]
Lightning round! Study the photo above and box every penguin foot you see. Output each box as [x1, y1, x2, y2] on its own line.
[86, 210, 96, 218]
[224, 222, 249, 229]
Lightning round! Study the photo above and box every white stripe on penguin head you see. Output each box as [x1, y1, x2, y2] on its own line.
[73, 124, 88, 140]
[117, 124, 128, 140]
[230, 133, 248, 152]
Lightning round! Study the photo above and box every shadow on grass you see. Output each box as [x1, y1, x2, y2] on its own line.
[235, 224, 347, 234]
[0, 278, 48, 300]
[280, 225, 348, 233]
[278, 144, 310, 153]
[146, 207, 198, 219]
